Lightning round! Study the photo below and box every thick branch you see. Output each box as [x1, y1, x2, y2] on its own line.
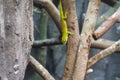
[29, 55, 55, 80]
[88, 40, 120, 68]
[62, 0, 80, 80]
[93, 7, 120, 39]
[72, 0, 101, 80]
[33, 0, 61, 32]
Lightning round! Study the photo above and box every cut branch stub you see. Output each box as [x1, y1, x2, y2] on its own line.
[93, 7, 120, 39]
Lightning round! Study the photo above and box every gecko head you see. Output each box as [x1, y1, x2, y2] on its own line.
[61, 38, 67, 45]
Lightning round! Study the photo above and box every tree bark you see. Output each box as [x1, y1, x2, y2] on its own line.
[72, 0, 101, 80]
[29, 55, 55, 80]
[96, 3, 120, 28]
[62, 0, 80, 80]
[88, 40, 120, 68]
[93, 7, 120, 39]
[0, 0, 33, 80]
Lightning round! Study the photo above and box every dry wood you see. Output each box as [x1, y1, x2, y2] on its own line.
[33, 38, 120, 52]
[33, 38, 61, 48]
[29, 55, 55, 80]
[62, 0, 80, 80]
[88, 40, 120, 68]
[96, 3, 120, 28]
[33, 0, 120, 79]
[91, 39, 114, 49]
[72, 0, 101, 79]
[93, 7, 120, 39]
[33, 0, 61, 32]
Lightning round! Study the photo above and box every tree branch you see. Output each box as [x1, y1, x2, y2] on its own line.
[31, 38, 120, 78]
[29, 55, 55, 80]
[93, 7, 120, 39]
[33, 0, 61, 32]
[32, 38, 120, 52]
[88, 40, 120, 68]
[96, 3, 120, 28]
[91, 39, 114, 49]
[62, 0, 80, 80]
[33, 38, 61, 48]
[72, 0, 101, 80]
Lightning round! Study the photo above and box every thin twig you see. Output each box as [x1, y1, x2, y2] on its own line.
[33, 38, 61, 48]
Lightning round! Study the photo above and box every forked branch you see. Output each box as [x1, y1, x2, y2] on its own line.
[88, 40, 120, 68]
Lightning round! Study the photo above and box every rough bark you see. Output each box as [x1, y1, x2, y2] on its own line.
[93, 7, 120, 39]
[96, 3, 120, 28]
[62, 0, 80, 80]
[0, 0, 33, 80]
[72, 0, 101, 80]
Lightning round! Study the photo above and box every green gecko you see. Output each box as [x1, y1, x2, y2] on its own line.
[60, 0, 72, 45]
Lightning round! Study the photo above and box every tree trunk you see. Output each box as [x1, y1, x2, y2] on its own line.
[0, 0, 33, 80]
